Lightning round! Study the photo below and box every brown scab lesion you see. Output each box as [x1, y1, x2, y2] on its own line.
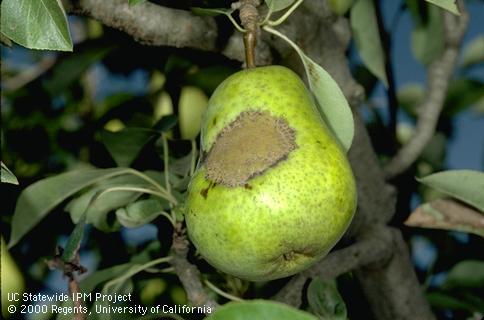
[244, 183, 252, 190]
[200, 188, 209, 199]
[199, 181, 217, 199]
[204, 110, 297, 188]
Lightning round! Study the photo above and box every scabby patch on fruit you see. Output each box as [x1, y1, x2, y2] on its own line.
[185, 65, 356, 281]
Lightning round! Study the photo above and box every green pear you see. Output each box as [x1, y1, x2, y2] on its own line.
[185, 66, 356, 281]
[1, 237, 25, 318]
[178, 86, 208, 140]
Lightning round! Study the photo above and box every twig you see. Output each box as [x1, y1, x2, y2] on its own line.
[47, 248, 87, 320]
[170, 223, 219, 313]
[236, 0, 260, 68]
[68, 278, 85, 320]
[383, 1, 469, 179]
[2, 56, 56, 91]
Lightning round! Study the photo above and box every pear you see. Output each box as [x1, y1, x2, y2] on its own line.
[178, 86, 208, 140]
[185, 66, 356, 281]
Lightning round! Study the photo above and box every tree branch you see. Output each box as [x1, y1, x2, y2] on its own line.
[47, 248, 87, 320]
[65, 0, 273, 65]
[170, 225, 219, 313]
[66, 0, 218, 50]
[355, 228, 435, 320]
[3, 56, 57, 91]
[383, 1, 469, 179]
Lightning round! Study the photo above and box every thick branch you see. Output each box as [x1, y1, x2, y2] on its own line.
[356, 228, 435, 320]
[65, 0, 273, 65]
[383, 2, 469, 179]
[170, 227, 219, 313]
[66, 0, 218, 50]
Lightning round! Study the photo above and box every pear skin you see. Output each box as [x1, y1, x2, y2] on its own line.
[185, 66, 356, 281]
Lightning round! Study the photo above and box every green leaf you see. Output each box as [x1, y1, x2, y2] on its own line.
[411, 4, 445, 66]
[8, 168, 132, 248]
[301, 57, 354, 152]
[115, 198, 166, 228]
[425, 0, 460, 15]
[263, 26, 354, 152]
[1, 162, 19, 185]
[65, 174, 156, 232]
[153, 114, 178, 132]
[190, 7, 233, 17]
[265, 0, 296, 12]
[43, 46, 113, 95]
[100, 128, 157, 167]
[427, 292, 477, 312]
[80, 263, 135, 293]
[0, 0, 73, 51]
[128, 0, 146, 6]
[443, 78, 484, 116]
[417, 170, 484, 212]
[206, 300, 319, 320]
[350, 0, 388, 86]
[307, 278, 347, 320]
[461, 36, 484, 68]
[61, 213, 86, 262]
[445, 260, 484, 289]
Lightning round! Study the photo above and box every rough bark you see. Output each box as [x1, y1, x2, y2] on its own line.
[355, 228, 435, 319]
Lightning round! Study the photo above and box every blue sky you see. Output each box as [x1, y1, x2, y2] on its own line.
[379, 0, 484, 170]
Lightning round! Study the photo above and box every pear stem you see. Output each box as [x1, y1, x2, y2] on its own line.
[236, 0, 260, 68]
[243, 32, 256, 68]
